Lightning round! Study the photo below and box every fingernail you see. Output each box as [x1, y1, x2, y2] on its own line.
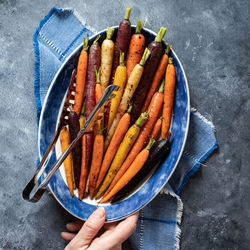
[93, 207, 106, 219]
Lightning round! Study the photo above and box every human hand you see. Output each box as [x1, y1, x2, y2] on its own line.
[61, 207, 138, 250]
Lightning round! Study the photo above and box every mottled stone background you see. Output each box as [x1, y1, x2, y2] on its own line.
[0, 0, 249, 249]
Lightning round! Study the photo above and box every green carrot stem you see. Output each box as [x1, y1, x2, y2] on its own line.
[168, 57, 173, 64]
[93, 35, 101, 45]
[139, 48, 151, 66]
[80, 101, 86, 115]
[155, 27, 167, 43]
[158, 78, 165, 93]
[119, 52, 125, 66]
[106, 27, 114, 40]
[83, 35, 89, 51]
[135, 110, 149, 128]
[135, 19, 142, 34]
[146, 137, 155, 150]
[124, 7, 132, 20]
[94, 66, 101, 83]
[165, 44, 171, 54]
[127, 103, 132, 113]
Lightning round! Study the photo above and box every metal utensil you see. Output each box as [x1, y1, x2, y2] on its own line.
[22, 71, 118, 202]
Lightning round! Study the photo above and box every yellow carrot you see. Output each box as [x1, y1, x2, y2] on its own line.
[95, 111, 149, 199]
[100, 27, 115, 90]
[108, 52, 127, 131]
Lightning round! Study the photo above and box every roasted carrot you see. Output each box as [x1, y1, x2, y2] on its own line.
[68, 107, 81, 188]
[141, 44, 171, 113]
[95, 104, 132, 192]
[95, 67, 103, 132]
[151, 117, 162, 140]
[88, 126, 104, 199]
[131, 27, 167, 124]
[100, 28, 115, 90]
[104, 48, 151, 150]
[95, 111, 149, 199]
[84, 35, 101, 193]
[100, 138, 155, 203]
[161, 57, 176, 139]
[79, 102, 85, 129]
[110, 7, 132, 85]
[60, 127, 75, 196]
[78, 133, 86, 200]
[108, 52, 127, 131]
[126, 19, 146, 78]
[74, 36, 89, 116]
[111, 80, 165, 187]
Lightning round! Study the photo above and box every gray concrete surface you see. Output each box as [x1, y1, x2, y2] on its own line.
[0, 0, 249, 249]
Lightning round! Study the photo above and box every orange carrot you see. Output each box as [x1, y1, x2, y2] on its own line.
[95, 67, 103, 132]
[107, 80, 165, 192]
[88, 127, 104, 199]
[60, 127, 75, 196]
[141, 44, 170, 113]
[78, 133, 87, 200]
[151, 117, 162, 140]
[74, 36, 89, 116]
[126, 19, 145, 78]
[100, 138, 155, 203]
[161, 57, 176, 139]
[95, 104, 132, 192]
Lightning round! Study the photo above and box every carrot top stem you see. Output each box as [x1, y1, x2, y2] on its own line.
[155, 27, 167, 43]
[93, 35, 101, 45]
[146, 137, 155, 150]
[94, 66, 101, 83]
[124, 7, 132, 20]
[106, 27, 115, 40]
[135, 19, 143, 34]
[81, 101, 86, 115]
[139, 48, 151, 66]
[159, 78, 165, 93]
[127, 103, 132, 113]
[83, 35, 89, 51]
[165, 44, 171, 54]
[99, 120, 104, 135]
[119, 52, 125, 66]
[168, 57, 173, 64]
[135, 110, 149, 128]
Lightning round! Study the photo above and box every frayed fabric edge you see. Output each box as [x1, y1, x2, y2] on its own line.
[160, 187, 183, 250]
[191, 107, 216, 132]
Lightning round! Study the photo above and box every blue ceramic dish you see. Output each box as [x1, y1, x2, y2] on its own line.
[38, 26, 190, 222]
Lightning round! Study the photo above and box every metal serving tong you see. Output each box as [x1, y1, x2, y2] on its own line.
[22, 69, 118, 202]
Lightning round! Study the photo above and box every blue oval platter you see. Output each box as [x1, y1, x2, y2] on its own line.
[38, 26, 190, 222]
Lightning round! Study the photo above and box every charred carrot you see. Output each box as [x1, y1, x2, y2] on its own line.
[95, 111, 149, 199]
[110, 80, 165, 187]
[161, 57, 176, 139]
[100, 28, 115, 90]
[74, 36, 89, 116]
[95, 104, 132, 192]
[108, 52, 127, 131]
[100, 138, 155, 203]
[60, 127, 75, 196]
[88, 126, 104, 199]
[130, 27, 167, 124]
[110, 7, 132, 85]
[141, 44, 171, 113]
[104, 48, 151, 150]
[126, 19, 146, 78]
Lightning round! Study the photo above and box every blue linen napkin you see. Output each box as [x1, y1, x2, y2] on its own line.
[34, 8, 218, 250]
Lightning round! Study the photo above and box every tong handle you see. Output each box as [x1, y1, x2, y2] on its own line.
[22, 84, 118, 202]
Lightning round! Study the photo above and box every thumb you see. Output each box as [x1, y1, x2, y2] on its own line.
[74, 207, 106, 247]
